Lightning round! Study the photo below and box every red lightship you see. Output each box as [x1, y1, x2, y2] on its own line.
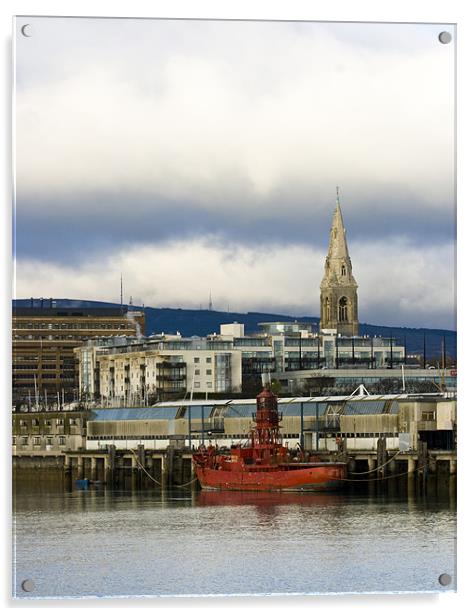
[193, 386, 347, 492]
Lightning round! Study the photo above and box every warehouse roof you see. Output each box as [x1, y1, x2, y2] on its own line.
[89, 393, 445, 421]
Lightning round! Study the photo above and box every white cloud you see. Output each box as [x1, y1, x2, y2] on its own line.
[15, 19, 454, 216]
[14, 236, 455, 329]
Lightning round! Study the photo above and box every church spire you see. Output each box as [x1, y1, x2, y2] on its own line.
[320, 189, 359, 336]
[327, 186, 351, 261]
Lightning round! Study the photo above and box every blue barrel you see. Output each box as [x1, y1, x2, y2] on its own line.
[75, 478, 90, 489]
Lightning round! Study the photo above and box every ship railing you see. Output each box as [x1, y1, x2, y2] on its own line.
[252, 412, 283, 422]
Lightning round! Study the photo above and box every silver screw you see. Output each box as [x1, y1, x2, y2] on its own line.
[21, 579, 35, 592]
[438, 31, 452, 44]
[439, 573, 452, 586]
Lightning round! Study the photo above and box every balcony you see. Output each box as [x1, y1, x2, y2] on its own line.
[156, 384, 186, 394]
[158, 361, 186, 369]
[156, 375, 186, 382]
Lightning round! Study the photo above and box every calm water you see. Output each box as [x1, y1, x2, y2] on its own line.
[12, 473, 456, 598]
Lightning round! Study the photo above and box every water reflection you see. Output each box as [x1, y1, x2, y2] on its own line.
[196, 489, 343, 508]
[12, 471, 456, 598]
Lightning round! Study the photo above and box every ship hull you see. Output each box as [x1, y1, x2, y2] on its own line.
[195, 463, 347, 492]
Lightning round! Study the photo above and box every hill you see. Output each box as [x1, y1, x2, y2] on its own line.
[13, 298, 456, 360]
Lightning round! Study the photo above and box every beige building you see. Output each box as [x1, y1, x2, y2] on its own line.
[77, 336, 243, 405]
[12, 408, 91, 455]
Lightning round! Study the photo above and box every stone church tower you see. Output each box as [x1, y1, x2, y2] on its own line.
[320, 190, 359, 336]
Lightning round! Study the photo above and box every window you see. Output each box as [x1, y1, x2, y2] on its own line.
[206, 369, 212, 375]
[56, 418, 64, 426]
[194, 357, 200, 363]
[341, 263, 346, 276]
[195, 369, 200, 375]
[338, 297, 349, 322]
[46, 437, 53, 445]
[33, 436, 41, 445]
[21, 437, 28, 445]
[12, 437, 16, 445]
[207, 382, 213, 388]
[194, 382, 201, 388]
[206, 357, 212, 363]
[58, 436, 66, 446]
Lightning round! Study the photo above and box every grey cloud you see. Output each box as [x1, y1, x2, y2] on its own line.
[14, 190, 455, 264]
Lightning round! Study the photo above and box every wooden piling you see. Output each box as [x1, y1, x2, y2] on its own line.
[106, 445, 116, 486]
[377, 437, 387, 478]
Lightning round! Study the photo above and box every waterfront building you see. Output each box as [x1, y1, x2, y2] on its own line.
[12, 407, 92, 458]
[84, 393, 456, 455]
[11, 393, 456, 480]
[320, 190, 359, 337]
[12, 299, 145, 403]
[76, 334, 243, 405]
[75, 321, 449, 403]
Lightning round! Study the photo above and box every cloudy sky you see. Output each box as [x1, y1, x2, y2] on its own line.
[14, 17, 455, 329]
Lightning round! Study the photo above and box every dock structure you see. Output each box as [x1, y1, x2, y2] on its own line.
[42, 444, 455, 488]
[59, 448, 195, 487]
[13, 392, 456, 487]
[13, 444, 456, 488]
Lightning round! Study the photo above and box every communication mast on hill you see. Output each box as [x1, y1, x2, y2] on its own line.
[208, 290, 213, 311]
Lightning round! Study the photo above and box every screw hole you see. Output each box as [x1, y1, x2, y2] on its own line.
[21, 24, 33, 37]
[438, 31, 452, 44]
[21, 579, 35, 592]
[438, 573, 452, 586]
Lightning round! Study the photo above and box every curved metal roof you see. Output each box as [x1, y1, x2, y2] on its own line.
[90, 394, 443, 422]
[90, 407, 179, 421]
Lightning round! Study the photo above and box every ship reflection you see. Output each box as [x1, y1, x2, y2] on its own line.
[196, 489, 344, 508]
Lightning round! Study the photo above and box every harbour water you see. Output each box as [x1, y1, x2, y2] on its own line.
[12, 472, 456, 599]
